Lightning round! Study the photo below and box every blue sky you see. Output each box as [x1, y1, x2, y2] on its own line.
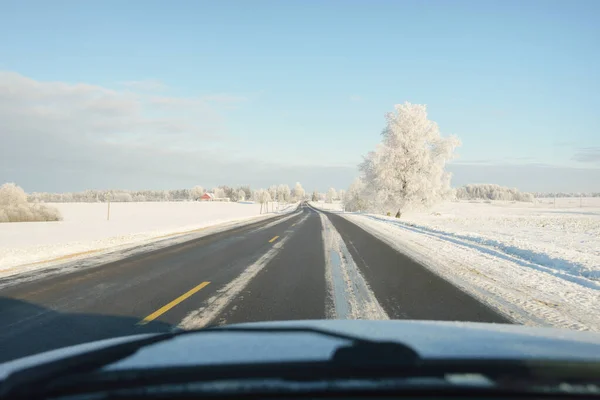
[1, 0, 599, 192]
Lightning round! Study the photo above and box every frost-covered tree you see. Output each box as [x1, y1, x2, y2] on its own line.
[326, 188, 337, 203]
[455, 184, 534, 202]
[213, 187, 226, 199]
[277, 184, 291, 203]
[173, 189, 191, 201]
[343, 178, 367, 212]
[359, 102, 460, 217]
[268, 185, 278, 202]
[261, 189, 272, 203]
[218, 185, 235, 200]
[269, 186, 277, 200]
[111, 192, 133, 202]
[0, 183, 62, 223]
[61, 193, 73, 203]
[338, 189, 346, 202]
[0, 182, 28, 206]
[80, 189, 98, 202]
[190, 186, 204, 200]
[292, 182, 305, 201]
[255, 189, 272, 213]
[239, 185, 252, 200]
[238, 189, 246, 201]
[311, 190, 319, 202]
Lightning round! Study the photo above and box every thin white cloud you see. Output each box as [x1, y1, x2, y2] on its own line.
[0, 71, 239, 188]
[0, 71, 228, 148]
[572, 147, 600, 164]
[0, 71, 352, 191]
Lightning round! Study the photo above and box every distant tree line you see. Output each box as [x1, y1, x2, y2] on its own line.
[532, 192, 600, 198]
[26, 182, 309, 203]
[454, 184, 534, 202]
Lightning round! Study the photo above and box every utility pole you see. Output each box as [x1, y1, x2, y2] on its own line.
[107, 192, 111, 221]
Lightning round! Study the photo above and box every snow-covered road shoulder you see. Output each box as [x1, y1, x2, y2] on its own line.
[339, 201, 600, 331]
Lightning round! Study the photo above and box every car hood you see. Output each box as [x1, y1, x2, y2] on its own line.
[2, 320, 600, 378]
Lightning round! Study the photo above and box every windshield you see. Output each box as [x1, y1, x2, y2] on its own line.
[0, 0, 598, 364]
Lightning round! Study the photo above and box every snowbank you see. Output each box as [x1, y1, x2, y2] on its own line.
[0, 202, 296, 276]
[339, 199, 600, 331]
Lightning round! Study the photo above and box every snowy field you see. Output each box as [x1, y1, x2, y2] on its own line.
[0, 201, 296, 277]
[312, 199, 600, 331]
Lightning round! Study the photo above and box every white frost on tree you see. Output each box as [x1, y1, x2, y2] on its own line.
[190, 186, 204, 200]
[0, 182, 28, 206]
[311, 190, 319, 202]
[292, 182, 305, 201]
[343, 178, 367, 212]
[455, 184, 534, 202]
[255, 189, 272, 213]
[212, 187, 226, 199]
[326, 188, 337, 203]
[359, 102, 460, 217]
[277, 184, 291, 203]
[238, 189, 246, 201]
[268, 185, 278, 202]
[111, 192, 133, 202]
[0, 183, 62, 223]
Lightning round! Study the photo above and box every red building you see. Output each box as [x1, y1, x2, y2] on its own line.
[199, 193, 214, 201]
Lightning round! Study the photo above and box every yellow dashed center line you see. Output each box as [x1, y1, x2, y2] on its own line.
[268, 235, 280, 243]
[137, 281, 210, 325]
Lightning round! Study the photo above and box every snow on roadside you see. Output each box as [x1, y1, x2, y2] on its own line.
[319, 212, 388, 320]
[340, 200, 600, 331]
[0, 202, 298, 278]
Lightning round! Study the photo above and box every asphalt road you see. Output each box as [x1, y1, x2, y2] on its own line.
[0, 203, 510, 362]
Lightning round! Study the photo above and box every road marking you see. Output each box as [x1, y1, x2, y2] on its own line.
[138, 281, 210, 325]
[268, 235, 279, 243]
[179, 236, 289, 329]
